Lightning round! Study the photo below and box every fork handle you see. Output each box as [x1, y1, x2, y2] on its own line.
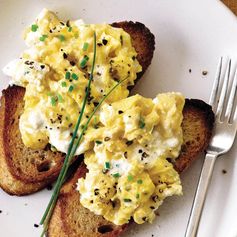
[184, 153, 217, 237]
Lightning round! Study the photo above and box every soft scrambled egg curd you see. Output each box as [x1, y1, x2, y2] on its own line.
[77, 93, 185, 225]
[3, 9, 142, 153]
[3, 8, 186, 226]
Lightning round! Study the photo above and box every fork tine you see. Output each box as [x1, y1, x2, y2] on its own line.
[225, 65, 237, 121]
[209, 57, 223, 107]
[216, 59, 231, 118]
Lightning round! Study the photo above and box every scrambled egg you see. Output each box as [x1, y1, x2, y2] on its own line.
[3, 9, 142, 154]
[3, 9, 185, 226]
[77, 93, 185, 225]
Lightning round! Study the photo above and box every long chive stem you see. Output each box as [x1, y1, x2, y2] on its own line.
[40, 32, 97, 233]
[40, 31, 129, 237]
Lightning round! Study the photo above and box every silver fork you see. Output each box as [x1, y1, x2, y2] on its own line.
[184, 58, 237, 237]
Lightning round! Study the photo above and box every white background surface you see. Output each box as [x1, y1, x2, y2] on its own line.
[0, 0, 237, 236]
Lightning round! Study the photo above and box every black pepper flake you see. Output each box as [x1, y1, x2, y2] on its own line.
[150, 206, 155, 210]
[94, 188, 99, 195]
[138, 149, 143, 153]
[49, 29, 53, 33]
[159, 189, 163, 193]
[142, 217, 146, 222]
[152, 195, 158, 202]
[132, 56, 136, 60]
[222, 169, 227, 174]
[34, 224, 39, 228]
[93, 101, 99, 107]
[104, 137, 110, 141]
[60, 21, 65, 26]
[189, 69, 192, 73]
[40, 65, 45, 69]
[70, 61, 76, 66]
[96, 72, 101, 76]
[126, 140, 133, 146]
[46, 184, 53, 191]
[102, 39, 108, 45]
[97, 43, 103, 47]
[90, 200, 94, 204]
[202, 70, 208, 76]
[66, 20, 70, 27]
[0, 210, 2, 213]
[124, 151, 128, 159]
[69, 123, 73, 128]
[63, 52, 68, 59]
[142, 152, 149, 158]
[118, 110, 123, 114]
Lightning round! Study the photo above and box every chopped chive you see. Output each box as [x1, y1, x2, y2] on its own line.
[51, 97, 57, 106]
[95, 140, 102, 145]
[105, 162, 110, 169]
[137, 179, 143, 184]
[61, 81, 67, 87]
[139, 117, 145, 129]
[83, 42, 89, 51]
[65, 116, 69, 121]
[58, 94, 63, 103]
[113, 173, 120, 178]
[80, 55, 89, 68]
[127, 175, 133, 181]
[65, 71, 71, 79]
[31, 24, 38, 32]
[124, 198, 132, 202]
[58, 35, 65, 41]
[68, 26, 72, 32]
[39, 34, 48, 41]
[71, 73, 78, 80]
[136, 193, 140, 199]
[47, 92, 53, 96]
[68, 85, 74, 92]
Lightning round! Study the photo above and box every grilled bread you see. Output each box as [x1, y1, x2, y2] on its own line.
[0, 21, 155, 196]
[47, 99, 214, 237]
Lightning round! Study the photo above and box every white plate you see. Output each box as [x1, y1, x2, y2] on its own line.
[1, 0, 237, 236]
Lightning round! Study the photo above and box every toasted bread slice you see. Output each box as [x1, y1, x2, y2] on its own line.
[47, 99, 214, 237]
[0, 21, 155, 196]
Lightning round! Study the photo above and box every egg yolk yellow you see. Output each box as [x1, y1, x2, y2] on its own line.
[77, 93, 185, 225]
[3, 9, 141, 153]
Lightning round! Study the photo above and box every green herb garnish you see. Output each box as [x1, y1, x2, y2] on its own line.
[31, 24, 38, 32]
[39, 34, 48, 42]
[137, 179, 143, 184]
[58, 94, 63, 103]
[58, 34, 65, 41]
[71, 73, 78, 80]
[127, 175, 133, 181]
[124, 198, 132, 202]
[136, 193, 140, 199]
[83, 42, 89, 51]
[139, 116, 145, 129]
[80, 55, 89, 68]
[113, 173, 120, 178]
[105, 162, 110, 169]
[65, 71, 71, 79]
[68, 85, 74, 92]
[50, 97, 56, 106]
[40, 33, 129, 236]
[61, 81, 67, 87]
[68, 26, 72, 32]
